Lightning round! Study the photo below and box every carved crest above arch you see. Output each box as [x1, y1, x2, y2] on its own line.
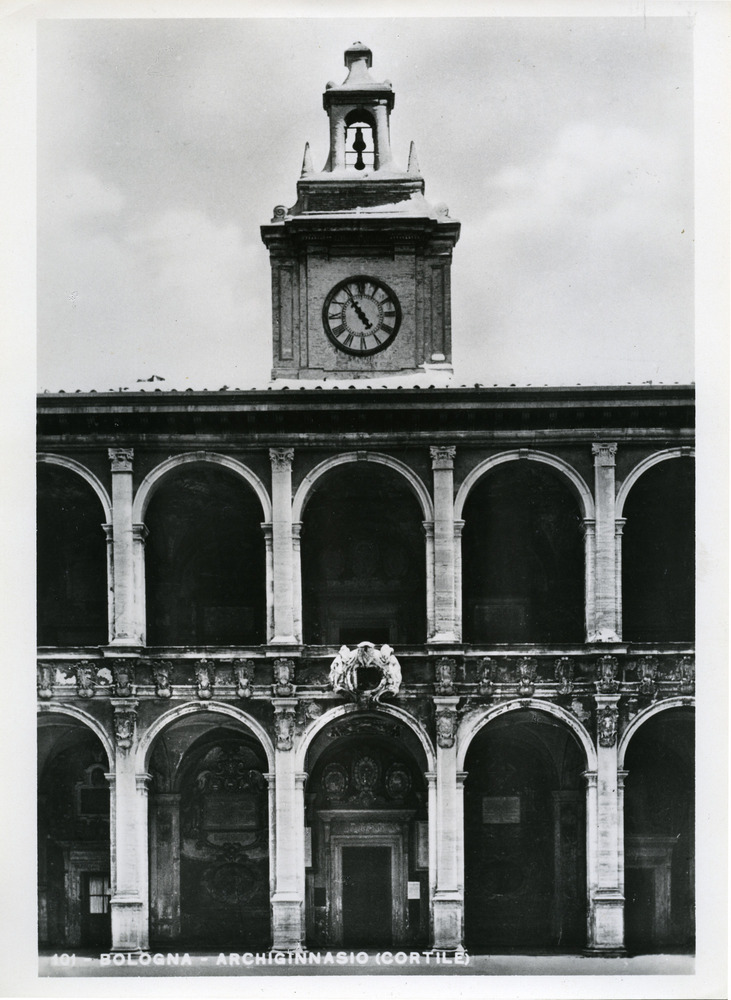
[329, 642, 402, 705]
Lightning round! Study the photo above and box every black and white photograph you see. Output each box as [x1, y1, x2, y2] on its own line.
[1, 3, 727, 998]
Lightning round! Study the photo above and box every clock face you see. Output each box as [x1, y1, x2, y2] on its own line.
[323, 276, 401, 356]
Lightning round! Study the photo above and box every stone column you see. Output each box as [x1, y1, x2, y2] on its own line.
[585, 693, 625, 953]
[135, 773, 152, 949]
[373, 103, 393, 168]
[429, 446, 457, 643]
[423, 522, 435, 638]
[432, 696, 463, 951]
[591, 443, 620, 641]
[453, 520, 465, 642]
[583, 518, 596, 642]
[292, 522, 303, 644]
[108, 700, 146, 951]
[614, 519, 627, 639]
[109, 449, 144, 645]
[271, 699, 304, 950]
[269, 449, 297, 644]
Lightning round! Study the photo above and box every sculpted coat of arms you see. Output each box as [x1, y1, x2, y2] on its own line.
[329, 641, 402, 704]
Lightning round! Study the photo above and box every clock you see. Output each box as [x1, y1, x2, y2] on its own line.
[323, 276, 401, 356]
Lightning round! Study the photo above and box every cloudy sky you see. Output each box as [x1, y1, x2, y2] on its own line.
[37, 14, 696, 391]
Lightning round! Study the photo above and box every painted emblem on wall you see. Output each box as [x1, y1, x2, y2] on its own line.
[329, 641, 402, 704]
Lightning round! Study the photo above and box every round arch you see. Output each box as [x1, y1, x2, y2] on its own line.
[137, 702, 275, 774]
[295, 702, 437, 773]
[457, 699, 597, 772]
[616, 448, 695, 518]
[37, 705, 114, 769]
[454, 450, 595, 522]
[292, 452, 434, 523]
[132, 452, 272, 523]
[37, 454, 112, 523]
[618, 696, 694, 769]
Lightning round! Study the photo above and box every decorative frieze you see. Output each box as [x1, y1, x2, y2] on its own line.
[272, 658, 296, 697]
[75, 661, 96, 699]
[273, 704, 296, 751]
[597, 705, 618, 748]
[676, 655, 695, 694]
[517, 656, 537, 698]
[111, 660, 135, 697]
[636, 656, 658, 698]
[150, 661, 172, 699]
[477, 657, 497, 698]
[195, 660, 215, 700]
[113, 707, 137, 753]
[435, 706, 457, 749]
[555, 657, 574, 696]
[233, 659, 255, 699]
[37, 662, 55, 699]
[595, 655, 619, 694]
[434, 657, 457, 695]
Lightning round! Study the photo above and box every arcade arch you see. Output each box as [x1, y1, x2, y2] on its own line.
[460, 458, 586, 643]
[461, 707, 589, 951]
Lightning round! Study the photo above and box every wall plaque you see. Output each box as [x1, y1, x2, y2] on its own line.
[407, 881, 421, 900]
[482, 795, 521, 824]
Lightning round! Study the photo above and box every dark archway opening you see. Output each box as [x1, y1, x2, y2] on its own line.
[148, 723, 270, 949]
[145, 466, 266, 645]
[38, 722, 110, 948]
[624, 709, 694, 954]
[622, 458, 695, 642]
[304, 718, 428, 949]
[37, 465, 108, 646]
[464, 711, 586, 952]
[462, 462, 585, 643]
[301, 465, 426, 645]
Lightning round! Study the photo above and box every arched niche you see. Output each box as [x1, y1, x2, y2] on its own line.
[621, 456, 694, 642]
[145, 711, 272, 949]
[461, 707, 589, 952]
[299, 460, 428, 645]
[143, 462, 267, 646]
[460, 459, 586, 643]
[37, 715, 111, 949]
[622, 706, 694, 953]
[37, 463, 109, 646]
[303, 710, 430, 950]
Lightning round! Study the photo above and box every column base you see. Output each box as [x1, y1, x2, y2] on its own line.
[583, 947, 627, 957]
[271, 893, 304, 952]
[432, 891, 463, 952]
[427, 632, 458, 644]
[587, 890, 625, 952]
[110, 896, 146, 951]
[270, 635, 299, 645]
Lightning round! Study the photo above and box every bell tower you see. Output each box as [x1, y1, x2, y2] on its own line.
[261, 43, 460, 381]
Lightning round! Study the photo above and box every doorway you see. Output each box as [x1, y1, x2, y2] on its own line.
[341, 846, 392, 946]
[82, 873, 111, 947]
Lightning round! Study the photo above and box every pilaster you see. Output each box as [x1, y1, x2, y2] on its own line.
[429, 446, 457, 643]
[585, 692, 625, 954]
[431, 695, 464, 951]
[271, 699, 305, 950]
[269, 449, 297, 644]
[108, 699, 147, 951]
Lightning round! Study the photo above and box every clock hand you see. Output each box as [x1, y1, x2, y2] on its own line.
[352, 301, 373, 330]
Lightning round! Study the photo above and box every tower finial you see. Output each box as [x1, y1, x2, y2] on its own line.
[344, 41, 372, 71]
[301, 142, 314, 177]
[407, 142, 420, 176]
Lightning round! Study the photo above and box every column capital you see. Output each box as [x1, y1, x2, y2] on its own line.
[136, 772, 153, 793]
[592, 442, 618, 466]
[132, 523, 149, 543]
[614, 517, 627, 535]
[430, 445, 456, 470]
[108, 447, 134, 472]
[453, 519, 465, 537]
[269, 447, 294, 470]
[582, 517, 596, 535]
[422, 520, 435, 537]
